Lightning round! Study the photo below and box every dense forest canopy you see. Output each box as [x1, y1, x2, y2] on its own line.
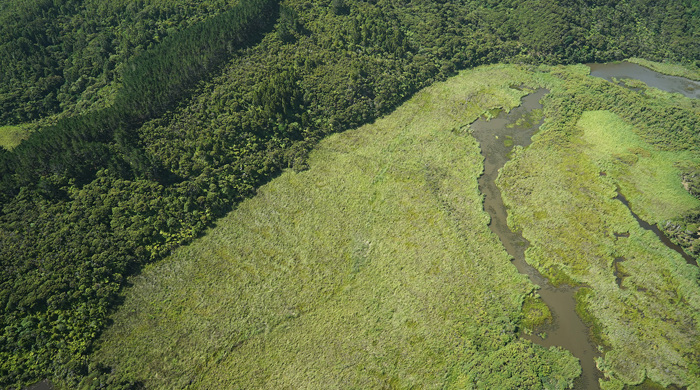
[0, 0, 699, 388]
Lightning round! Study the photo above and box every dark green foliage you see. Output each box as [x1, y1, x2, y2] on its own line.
[1, 0, 276, 193]
[0, 0, 699, 387]
[663, 210, 700, 261]
[276, 5, 302, 42]
[0, 0, 238, 125]
[680, 163, 700, 198]
[116, 0, 278, 121]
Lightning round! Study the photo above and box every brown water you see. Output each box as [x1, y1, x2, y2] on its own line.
[472, 88, 602, 389]
[588, 62, 700, 99]
[615, 191, 697, 266]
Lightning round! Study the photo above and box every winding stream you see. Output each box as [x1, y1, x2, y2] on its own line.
[471, 89, 602, 389]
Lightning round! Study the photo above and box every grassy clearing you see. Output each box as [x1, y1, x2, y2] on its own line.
[0, 125, 29, 149]
[499, 64, 700, 388]
[577, 110, 700, 222]
[627, 57, 700, 81]
[93, 65, 580, 389]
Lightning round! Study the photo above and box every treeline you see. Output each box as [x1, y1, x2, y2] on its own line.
[2, 0, 699, 127]
[1, 0, 699, 388]
[0, 0, 277, 386]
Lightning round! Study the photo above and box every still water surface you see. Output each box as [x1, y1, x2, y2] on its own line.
[588, 61, 700, 99]
[25, 380, 53, 390]
[471, 89, 602, 390]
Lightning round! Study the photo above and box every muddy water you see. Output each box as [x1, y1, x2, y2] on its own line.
[615, 191, 698, 266]
[472, 89, 602, 389]
[588, 62, 700, 99]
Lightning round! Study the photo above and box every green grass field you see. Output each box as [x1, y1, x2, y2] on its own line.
[93, 65, 580, 389]
[0, 125, 28, 149]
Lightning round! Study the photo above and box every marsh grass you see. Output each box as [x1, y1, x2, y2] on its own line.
[499, 64, 700, 388]
[577, 110, 700, 222]
[93, 65, 580, 389]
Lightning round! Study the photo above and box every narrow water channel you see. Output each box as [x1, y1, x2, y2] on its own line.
[471, 89, 602, 390]
[615, 191, 697, 266]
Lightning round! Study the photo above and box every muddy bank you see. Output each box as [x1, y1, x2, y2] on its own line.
[471, 88, 602, 389]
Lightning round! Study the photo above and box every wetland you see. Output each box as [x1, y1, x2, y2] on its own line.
[83, 63, 700, 389]
[472, 88, 602, 389]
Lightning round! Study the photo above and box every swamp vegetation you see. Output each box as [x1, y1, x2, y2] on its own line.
[1, 0, 699, 388]
[94, 66, 582, 389]
[97, 63, 700, 389]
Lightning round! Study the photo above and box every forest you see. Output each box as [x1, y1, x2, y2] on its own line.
[0, 0, 699, 388]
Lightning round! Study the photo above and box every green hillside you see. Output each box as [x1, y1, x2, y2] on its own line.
[0, 0, 699, 388]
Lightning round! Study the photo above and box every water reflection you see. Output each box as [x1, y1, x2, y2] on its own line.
[472, 88, 602, 390]
[588, 61, 700, 99]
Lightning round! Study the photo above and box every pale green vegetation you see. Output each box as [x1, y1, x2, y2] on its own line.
[499, 63, 700, 388]
[0, 125, 28, 149]
[627, 57, 700, 81]
[577, 110, 700, 222]
[93, 65, 580, 389]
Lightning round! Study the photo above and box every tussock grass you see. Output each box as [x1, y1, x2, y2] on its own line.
[521, 295, 553, 332]
[93, 65, 580, 389]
